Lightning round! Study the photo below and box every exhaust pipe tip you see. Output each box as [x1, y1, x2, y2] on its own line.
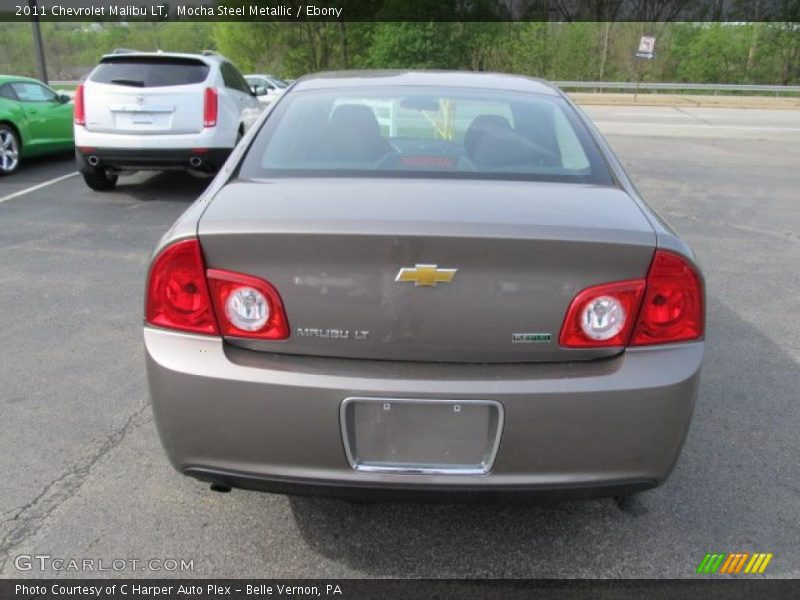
[189, 157, 203, 168]
[209, 483, 231, 493]
[87, 155, 100, 167]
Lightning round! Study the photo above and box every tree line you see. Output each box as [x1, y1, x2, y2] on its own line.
[0, 21, 797, 85]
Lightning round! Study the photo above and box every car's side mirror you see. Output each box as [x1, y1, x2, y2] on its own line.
[57, 93, 71, 104]
[251, 85, 268, 97]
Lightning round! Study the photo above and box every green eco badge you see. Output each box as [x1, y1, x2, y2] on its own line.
[512, 333, 552, 343]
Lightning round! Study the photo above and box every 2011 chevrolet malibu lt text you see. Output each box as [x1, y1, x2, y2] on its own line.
[144, 71, 704, 501]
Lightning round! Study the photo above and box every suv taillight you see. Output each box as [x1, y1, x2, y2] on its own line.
[146, 239, 290, 340]
[560, 250, 703, 348]
[203, 87, 218, 128]
[74, 84, 85, 126]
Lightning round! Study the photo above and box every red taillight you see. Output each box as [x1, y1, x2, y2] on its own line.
[559, 279, 646, 347]
[207, 269, 290, 340]
[559, 250, 704, 348]
[146, 239, 218, 335]
[631, 250, 704, 346]
[146, 239, 290, 339]
[74, 84, 85, 126]
[203, 87, 218, 128]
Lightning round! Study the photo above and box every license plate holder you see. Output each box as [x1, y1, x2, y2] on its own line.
[340, 397, 503, 475]
[112, 111, 170, 130]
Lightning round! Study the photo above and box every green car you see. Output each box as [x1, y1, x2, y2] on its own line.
[0, 75, 74, 175]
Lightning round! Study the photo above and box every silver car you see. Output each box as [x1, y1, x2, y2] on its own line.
[145, 71, 704, 501]
[245, 74, 289, 104]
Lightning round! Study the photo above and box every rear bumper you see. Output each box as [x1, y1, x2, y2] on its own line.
[185, 467, 657, 501]
[76, 147, 231, 172]
[145, 327, 702, 499]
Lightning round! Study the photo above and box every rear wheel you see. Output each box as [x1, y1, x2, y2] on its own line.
[82, 170, 118, 191]
[0, 125, 20, 175]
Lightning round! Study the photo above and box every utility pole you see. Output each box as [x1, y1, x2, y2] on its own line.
[29, 0, 48, 84]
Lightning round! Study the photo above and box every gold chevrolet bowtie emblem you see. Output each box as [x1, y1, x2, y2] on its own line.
[395, 264, 457, 287]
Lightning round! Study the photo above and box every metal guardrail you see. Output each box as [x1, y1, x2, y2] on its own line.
[50, 79, 800, 95]
[553, 81, 800, 95]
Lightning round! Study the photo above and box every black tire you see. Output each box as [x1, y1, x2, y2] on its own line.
[0, 124, 21, 176]
[82, 170, 118, 191]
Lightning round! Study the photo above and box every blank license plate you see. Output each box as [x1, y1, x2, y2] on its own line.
[340, 397, 503, 474]
[113, 112, 169, 129]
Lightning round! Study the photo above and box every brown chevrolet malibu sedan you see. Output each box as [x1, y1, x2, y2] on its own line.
[145, 71, 704, 501]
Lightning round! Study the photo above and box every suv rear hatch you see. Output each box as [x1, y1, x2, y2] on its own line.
[83, 55, 210, 135]
[198, 178, 656, 363]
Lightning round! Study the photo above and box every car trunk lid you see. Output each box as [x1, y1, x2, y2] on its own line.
[198, 178, 656, 363]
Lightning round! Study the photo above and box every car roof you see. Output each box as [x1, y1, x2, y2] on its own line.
[0, 75, 46, 86]
[292, 70, 560, 96]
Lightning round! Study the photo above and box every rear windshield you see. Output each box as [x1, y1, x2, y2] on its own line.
[240, 86, 613, 184]
[90, 57, 210, 88]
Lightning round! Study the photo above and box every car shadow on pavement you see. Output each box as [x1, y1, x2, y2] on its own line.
[112, 171, 211, 202]
[15, 150, 75, 173]
[286, 298, 800, 578]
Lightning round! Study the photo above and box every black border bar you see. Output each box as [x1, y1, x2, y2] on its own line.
[1, 0, 799, 22]
[4, 579, 800, 600]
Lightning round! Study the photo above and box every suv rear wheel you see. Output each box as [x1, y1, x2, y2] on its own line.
[82, 170, 118, 191]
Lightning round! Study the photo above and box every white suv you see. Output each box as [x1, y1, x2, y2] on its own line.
[74, 51, 262, 191]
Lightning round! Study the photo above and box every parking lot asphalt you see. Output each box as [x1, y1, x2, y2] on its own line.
[0, 106, 798, 578]
[0, 151, 76, 202]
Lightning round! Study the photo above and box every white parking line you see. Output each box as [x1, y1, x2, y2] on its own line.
[0, 171, 79, 205]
